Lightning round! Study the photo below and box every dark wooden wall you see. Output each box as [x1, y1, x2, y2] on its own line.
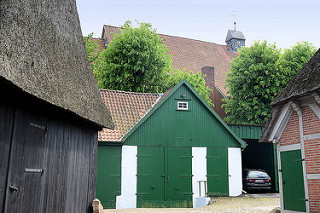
[0, 81, 99, 213]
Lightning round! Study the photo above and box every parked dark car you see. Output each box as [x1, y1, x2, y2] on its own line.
[243, 169, 271, 191]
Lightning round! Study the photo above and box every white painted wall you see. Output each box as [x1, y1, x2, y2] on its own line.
[116, 146, 137, 209]
[192, 147, 210, 208]
[228, 147, 242, 196]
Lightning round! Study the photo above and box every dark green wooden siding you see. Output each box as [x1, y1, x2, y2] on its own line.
[125, 85, 241, 148]
[207, 148, 229, 196]
[229, 124, 279, 192]
[280, 150, 306, 212]
[242, 139, 278, 192]
[96, 145, 121, 209]
[137, 147, 166, 208]
[228, 124, 264, 140]
[137, 147, 192, 208]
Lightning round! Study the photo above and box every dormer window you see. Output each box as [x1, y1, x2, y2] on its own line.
[177, 102, 188, 110]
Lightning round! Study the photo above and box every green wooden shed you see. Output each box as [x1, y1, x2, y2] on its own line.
[97, 80, 246, 209]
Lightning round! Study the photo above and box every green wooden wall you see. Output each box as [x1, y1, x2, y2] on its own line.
[124, 84, 242, 149]
[96, 145, 121, 209]
[97, 83, 244, 208]
[228, 124, 264, 140]
[229, 124, 279, 192]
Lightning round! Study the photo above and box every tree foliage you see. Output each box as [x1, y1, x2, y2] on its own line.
[85, 21, 213, 106]
[166, 69, 213, 106]
[224, 41, 316, 124]
[97, 21, 172, 93]
[280, 41, 316, 83]
[83, 33, 102, 80]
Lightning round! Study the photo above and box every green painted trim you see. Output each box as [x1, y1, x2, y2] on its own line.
[122, 79, 247, 148]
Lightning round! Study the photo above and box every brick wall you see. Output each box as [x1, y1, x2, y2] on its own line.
[279, 104, 320, 212]
[308, 179, 320, 213]
[279, 111, 300, 146]
[302, 105, 320, 135]
[302, 105, 320, 174]
[305, 138, 320, 174]
[303, 105, 320, 212]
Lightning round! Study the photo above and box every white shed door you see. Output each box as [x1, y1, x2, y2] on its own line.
[228, 148, 242, 196]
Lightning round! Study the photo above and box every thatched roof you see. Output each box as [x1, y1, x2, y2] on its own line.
[260, 49, 320, 142]
[0, 0, 113, 129]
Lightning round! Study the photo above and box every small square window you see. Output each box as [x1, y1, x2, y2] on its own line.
[177, 102, 188, 110]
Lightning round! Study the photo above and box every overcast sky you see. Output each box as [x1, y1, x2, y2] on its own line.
[76, 0, 320, 49]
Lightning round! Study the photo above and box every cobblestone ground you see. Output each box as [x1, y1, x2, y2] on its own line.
[104, 195, 280, 213]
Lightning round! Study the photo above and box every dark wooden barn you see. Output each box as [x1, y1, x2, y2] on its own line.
[0, 0, 113, 212]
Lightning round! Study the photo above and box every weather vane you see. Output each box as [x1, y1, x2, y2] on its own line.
[231, 10, 237, 31]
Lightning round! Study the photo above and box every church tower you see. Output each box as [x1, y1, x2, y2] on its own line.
[225, 22, 246, 52]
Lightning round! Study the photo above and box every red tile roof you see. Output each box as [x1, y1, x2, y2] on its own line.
[101, 25, 238, 95]
[99, 89, 161, 141]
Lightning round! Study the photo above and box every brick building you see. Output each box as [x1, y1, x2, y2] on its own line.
[96, 25, 245, 119]
[260, 49, 320, 212]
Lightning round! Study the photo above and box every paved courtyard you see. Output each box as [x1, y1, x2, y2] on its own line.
[104, 193, 280, 213]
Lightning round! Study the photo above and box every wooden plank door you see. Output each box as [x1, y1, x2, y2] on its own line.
[96, 145, 121, 209]
[165, 147, 192, 208]
[280, 150, 306, 212]
[136, 146, 192, 208]
[136, 146, 166, 208]
[207, 147, 229, 196]
[4, 107, 47, 213]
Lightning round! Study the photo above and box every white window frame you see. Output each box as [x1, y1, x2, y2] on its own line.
[177, 101, 188, 110]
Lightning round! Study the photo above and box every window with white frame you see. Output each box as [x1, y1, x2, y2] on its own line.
[177, 102, 188, 110]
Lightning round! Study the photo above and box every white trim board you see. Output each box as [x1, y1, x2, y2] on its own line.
[303, 133, 320, 141]
[269, 103, 293, 141]
[228, 148, 242, 196]
[116, 145, 137, 209]
[299, 110, 310, 213]
[192, 147, 210, 208]
[279, 143, 301, 152]
[307, 174, 320, 179]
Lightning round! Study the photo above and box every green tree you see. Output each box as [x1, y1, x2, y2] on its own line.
[280, 41, 316, 83]
[98, 21, 171, 93]
[166, 69, 213, 106]
[83, 33, 103, 81]
[224, 41, 285, 124]
[224, 41, 316, 124]
[84, 21, 212, 106]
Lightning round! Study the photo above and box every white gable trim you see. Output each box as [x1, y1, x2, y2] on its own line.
[308, 103, 320, 120]
[289, 100, 302, 116]
[312, 93, 320, 104]
[268, 103, 293, 141]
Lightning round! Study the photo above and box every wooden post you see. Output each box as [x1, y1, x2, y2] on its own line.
[92, 198, 104, 213]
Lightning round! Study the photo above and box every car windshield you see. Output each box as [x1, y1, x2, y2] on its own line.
[248, 171, 269, 178]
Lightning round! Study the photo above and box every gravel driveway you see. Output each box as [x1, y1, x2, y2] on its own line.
[104, 194, 280, 213]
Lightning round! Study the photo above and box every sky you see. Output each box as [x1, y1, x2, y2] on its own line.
[76, 0, 320, 49]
